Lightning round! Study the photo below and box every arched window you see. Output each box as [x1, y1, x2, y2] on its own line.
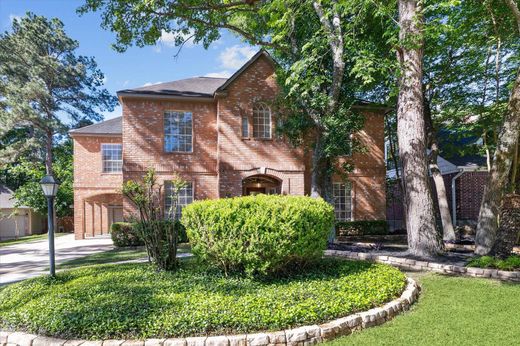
[253, 103, 271, 139]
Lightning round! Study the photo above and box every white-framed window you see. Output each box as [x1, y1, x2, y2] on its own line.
[333, 182, 352, 221]
[242, 116, 249, 137]
[164, 111, 193, 152]
[164, 181, 194, 218]
[101, 143, 122, 173]
[253, 103, 271, 139]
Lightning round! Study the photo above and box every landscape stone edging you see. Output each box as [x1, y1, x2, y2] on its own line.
[324, 249, 520, 282]
[0, 278, 419, 346]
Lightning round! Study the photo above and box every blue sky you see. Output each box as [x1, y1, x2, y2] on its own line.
[0, 0, 257, 120]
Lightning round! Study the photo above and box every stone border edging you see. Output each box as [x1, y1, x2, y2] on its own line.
[325, 249, 520, 282]
[0, 278, 419, 346]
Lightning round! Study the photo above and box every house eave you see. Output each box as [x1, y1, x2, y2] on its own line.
[117, 92, 215, 102]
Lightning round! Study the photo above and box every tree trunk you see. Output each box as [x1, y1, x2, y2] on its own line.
[424, 97, 456, 242]
[475, 69, 520, 255]
[397, 0, 442, 257]
[491, 194, 520, 258]
[45, 129, 53, 175]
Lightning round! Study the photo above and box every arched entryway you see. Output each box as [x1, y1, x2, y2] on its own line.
[242, 175, 282, 195]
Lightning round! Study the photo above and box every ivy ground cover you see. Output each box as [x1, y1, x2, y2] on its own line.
[0, 258, 405, 340]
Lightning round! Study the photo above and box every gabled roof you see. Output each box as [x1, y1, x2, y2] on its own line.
[117, 77, 227, 98]
[0, 185, 29, 209]
[69, 116, 122, 136]
[216, 50, 275, 93]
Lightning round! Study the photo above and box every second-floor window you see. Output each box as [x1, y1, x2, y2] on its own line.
[242, 116, 249, 137]
[164, 181, 193, 218]
[333, 182, 352, 221]
[164, 111, 193, 152]
[101, 144, 122, 173]
[253, 104, 271, 139]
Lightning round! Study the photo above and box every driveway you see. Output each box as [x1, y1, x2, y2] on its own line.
[0, 234, 113, 285]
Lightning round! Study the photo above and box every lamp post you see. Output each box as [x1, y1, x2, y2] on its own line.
[40, 175, 59, 277]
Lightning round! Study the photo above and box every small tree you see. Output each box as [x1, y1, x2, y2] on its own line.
[122, 168, 186, 271]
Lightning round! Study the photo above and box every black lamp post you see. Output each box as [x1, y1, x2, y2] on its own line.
[40, 175, 59, 276]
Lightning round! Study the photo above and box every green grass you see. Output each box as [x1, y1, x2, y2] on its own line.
[56, 243, 191, 269]
[0, 233, 67, 247]
[467, 255, 520, 271]
[0, 258, 405, 340]
[326, 273, 520, 346]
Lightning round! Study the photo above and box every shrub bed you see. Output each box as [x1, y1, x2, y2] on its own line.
[466, 255, 520, 271]
[336, 220, 389, 236]
[0, 259, 406, 339]
[181, 195, 334, 276]
[111, 221, 188, 248]
[111, 222, 143, 247]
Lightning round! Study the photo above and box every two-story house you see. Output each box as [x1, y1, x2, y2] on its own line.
[70, 50, 387, 239]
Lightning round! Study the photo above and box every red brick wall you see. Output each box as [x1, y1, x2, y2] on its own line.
[72, 135, 123, 239]
[216, 55, 307, 197]
[73, 55, 388, 237]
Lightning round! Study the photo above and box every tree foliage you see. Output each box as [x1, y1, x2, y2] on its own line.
[0, 13, 117, 174]
[6, 140, 73, 217]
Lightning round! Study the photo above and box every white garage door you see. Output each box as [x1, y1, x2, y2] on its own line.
[0, 212, 29, 240]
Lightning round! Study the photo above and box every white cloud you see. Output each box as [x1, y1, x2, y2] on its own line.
[102, 76, 108, 85]
[143, 81, 163, 87]
[218, 45, 256, 70]
[204, 71, 232, 78]
[155, 29, 196, 52]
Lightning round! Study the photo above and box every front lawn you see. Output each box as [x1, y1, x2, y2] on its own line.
[0, 233, 67, 247]
[326, 273, 520, 345]
[57, 243, 191, 269]
[0, 258, 405, 340]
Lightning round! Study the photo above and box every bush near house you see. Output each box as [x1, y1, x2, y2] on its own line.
[182, 195, 335, 276]
[336, 220, 389, 236]
[111, 222, 143, 247]
[111, 221, 188, 248]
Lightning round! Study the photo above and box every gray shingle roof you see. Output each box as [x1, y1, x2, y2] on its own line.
[69, 116, 122, 135]
[117, 77, 228, 98]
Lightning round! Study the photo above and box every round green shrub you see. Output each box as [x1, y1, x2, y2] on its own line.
[0, 259, 406, 339]
[181, 195, 334, 276]
[110, 222, 143, 247]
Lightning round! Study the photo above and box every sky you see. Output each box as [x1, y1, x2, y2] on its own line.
[0, 0, 257, 121]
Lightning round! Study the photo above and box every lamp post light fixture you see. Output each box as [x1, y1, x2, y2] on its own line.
[40, 174, 59, 276]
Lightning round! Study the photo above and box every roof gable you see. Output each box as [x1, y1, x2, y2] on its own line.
[216, 50, 276, 93]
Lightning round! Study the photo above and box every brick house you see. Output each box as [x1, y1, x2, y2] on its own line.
[70, 50, 387, 239]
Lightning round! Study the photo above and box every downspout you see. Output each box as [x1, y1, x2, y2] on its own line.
[451, 169, 465, 227]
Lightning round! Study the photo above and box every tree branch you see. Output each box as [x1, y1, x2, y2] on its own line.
[505, 0, 520, 32]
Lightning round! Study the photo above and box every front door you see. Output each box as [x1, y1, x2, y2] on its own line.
[245, 187, 266, 195]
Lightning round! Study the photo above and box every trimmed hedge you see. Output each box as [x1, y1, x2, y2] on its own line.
[111, 222, 143, 247]
[111, 221, 188, 248]
[181, 195, 334, 276]
[336, 220, 389, 236]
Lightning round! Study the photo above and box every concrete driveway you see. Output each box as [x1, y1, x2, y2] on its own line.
[0, 234, 113, 285]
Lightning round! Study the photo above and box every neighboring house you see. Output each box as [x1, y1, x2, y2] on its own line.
[70, 50, 387, 239]
[387, 152, 488, 231]
[0, 185, 45, 240]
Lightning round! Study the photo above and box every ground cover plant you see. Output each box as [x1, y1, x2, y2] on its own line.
[0, 258, 405, 340]
[466, 255, 520, 271]
[326, 273, 520, 345]
[182, 195, 334, 276]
